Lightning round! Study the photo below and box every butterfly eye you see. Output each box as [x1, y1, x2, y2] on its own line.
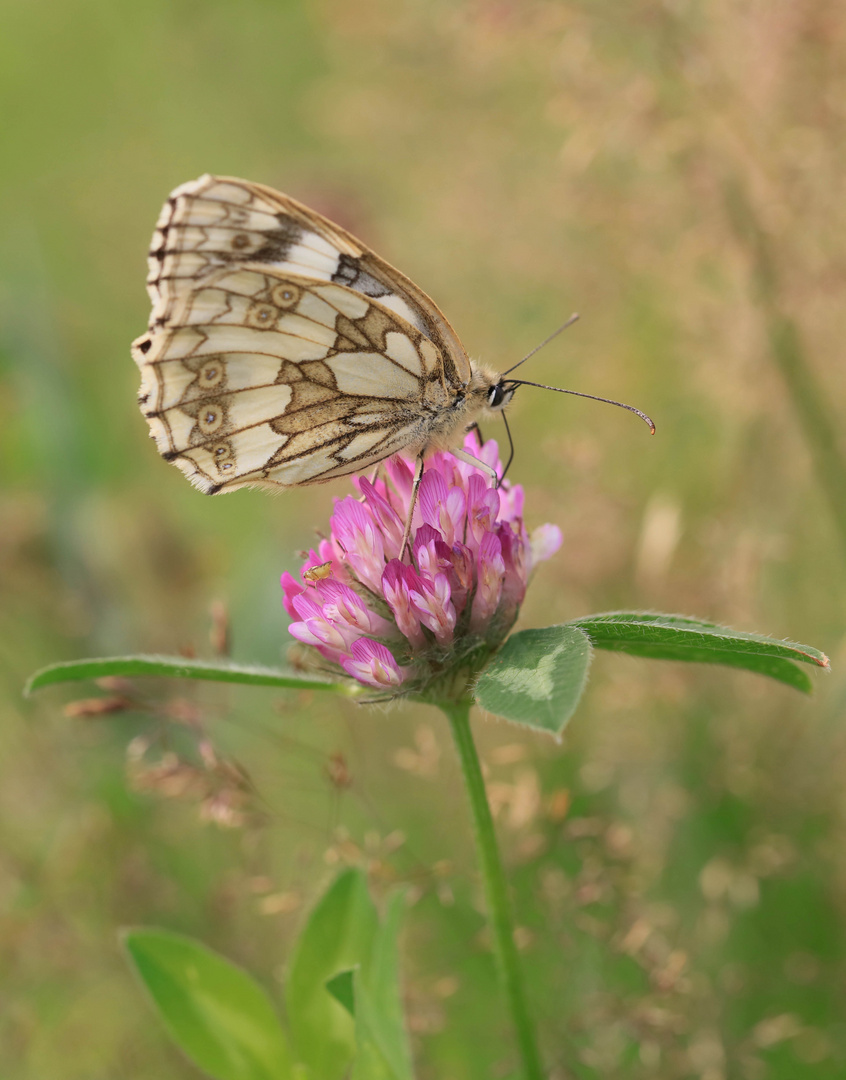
[487, 383, 507, 409]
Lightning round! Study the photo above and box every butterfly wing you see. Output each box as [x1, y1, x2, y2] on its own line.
[132, 175, 472, 493]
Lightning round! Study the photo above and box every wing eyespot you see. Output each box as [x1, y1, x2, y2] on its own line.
[198, 403, 225, 435]
[197, 358, 225, 390]
[210, 441, 235, 469]
[246, 302, 279, 330]
[271, 282, 301, 309]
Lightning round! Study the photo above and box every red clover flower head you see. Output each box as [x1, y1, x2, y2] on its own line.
[281, 432, 561, 700]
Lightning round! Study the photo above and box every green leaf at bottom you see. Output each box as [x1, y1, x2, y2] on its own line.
[474, 625, 593, 736]
[351, 973, 412, 1080]
[326, 969, 357, 1017]
[123, 928, 292, 1080]
[323, 891, 413, 1080]
[285, 869, 379, 1080]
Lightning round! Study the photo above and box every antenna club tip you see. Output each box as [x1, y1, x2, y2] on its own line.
[649, 422, 656, 435]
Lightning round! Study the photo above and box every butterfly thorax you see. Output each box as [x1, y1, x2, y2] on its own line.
[414, 361, 505, 456]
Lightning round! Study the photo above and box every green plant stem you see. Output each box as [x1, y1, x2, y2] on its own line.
[441, 699, 544, 1080]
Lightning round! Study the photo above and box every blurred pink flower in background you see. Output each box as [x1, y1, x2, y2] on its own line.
[281, 432, 561, 695]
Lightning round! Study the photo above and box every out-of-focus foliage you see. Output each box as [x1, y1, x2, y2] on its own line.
[3, 1, 846, 1077]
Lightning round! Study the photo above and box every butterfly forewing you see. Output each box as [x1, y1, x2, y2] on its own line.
[133, 175, 472, 494]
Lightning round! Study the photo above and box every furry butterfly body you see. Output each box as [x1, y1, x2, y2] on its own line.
[132, 175, 509, 495]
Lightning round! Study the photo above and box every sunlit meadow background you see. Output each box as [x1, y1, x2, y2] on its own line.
[3, 1, 846, 1077]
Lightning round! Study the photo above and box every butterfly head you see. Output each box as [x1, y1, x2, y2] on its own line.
[465, 364, 517, 422]
[486, 379, 516, 413]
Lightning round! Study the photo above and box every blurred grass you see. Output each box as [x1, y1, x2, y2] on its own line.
[2, 0, 846, 1076]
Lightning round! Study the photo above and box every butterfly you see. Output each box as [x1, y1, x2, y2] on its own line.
[132, 175, 653, 550]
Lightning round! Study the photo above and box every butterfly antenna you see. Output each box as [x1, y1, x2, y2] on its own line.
[507, 380, 656, 434]
[502, 313, 580, 377]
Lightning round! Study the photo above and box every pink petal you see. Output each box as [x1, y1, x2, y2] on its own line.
[497, 481, 524, 522]
[288, 619, 347, 660]
[408, 571, 456, 644]
[383, 455, 415, 511]
[413, 524, 446, 577]
[470, 531, 505, 632]
[330, 496, 385, 592]
[530, 523, 563, 564]
[340, 638, 408, 689]
[418, 470, 466, 547]
[290, 590, 325, 621]
[359, 477, 405, 556]
[281, 572, 304, 619]
[466, 474, 501, 549]
[498, 525, 528, 611]
[317, 578, 394, 637]
[382, 560, 426, 648]
[418, 470, 449, 529]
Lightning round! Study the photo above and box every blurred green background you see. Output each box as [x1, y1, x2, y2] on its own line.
[3, 1, 846, 1076]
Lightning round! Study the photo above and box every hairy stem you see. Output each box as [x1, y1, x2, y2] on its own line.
[441, 699, 545, 1080]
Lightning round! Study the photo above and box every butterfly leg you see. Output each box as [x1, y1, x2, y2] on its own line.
[399, 453, 426, 562]
[462, 417, 514, 488]
[356, 462, 383, 503]
[498, 410, 515, 488]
